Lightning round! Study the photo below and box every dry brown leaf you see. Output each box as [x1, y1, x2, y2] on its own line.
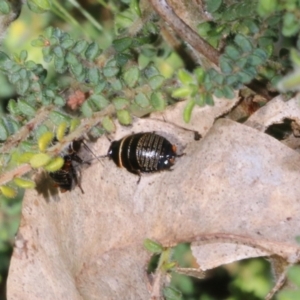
[7, 117, 300, 299]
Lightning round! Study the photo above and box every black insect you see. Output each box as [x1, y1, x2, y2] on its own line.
[108, 132, 181, 181]
[49, 140, 85, 194]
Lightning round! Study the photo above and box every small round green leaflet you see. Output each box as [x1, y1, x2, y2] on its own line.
[30, 153, 52, 168]
[123, 66, 140, 88]
[70, 118, 80, 132]
[257, 0, 277, 16]
[150, 92, 166, 111]
[113, 37, 132, 52]
[171, 87, 191, 98]
[38, 131, 54, 152]
[117, 110, 132, 125]
[102, 116, 116, 133]
[17, 152, 36, 164]
[85, 42, 101, 61]
[0, 1, 10, 14]
[27, 0, 51, 13]
[56, 122, 68, 141]
[134, 93, 149, 108]
[17, 100, 35, 117]
[161, 261, 176, 272]
[13, 177, 36, 189]
[143, 238, 163, 254]
[113, 98, 129, 110]
[0, 186, 17, 199]
[163, 286, 182, 300]
[178, 69, 194, 85]
[44, 157, 64, 172]
[149, 75, 165, 90]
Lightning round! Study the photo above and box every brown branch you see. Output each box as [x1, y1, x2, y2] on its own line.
[149, 0, 220, 66]
[0, 104, 116, 186]
[149, 0, 276, 101]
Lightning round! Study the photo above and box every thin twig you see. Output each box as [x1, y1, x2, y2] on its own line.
[149, 0, 275, 100]
[149, 0, 219, 66]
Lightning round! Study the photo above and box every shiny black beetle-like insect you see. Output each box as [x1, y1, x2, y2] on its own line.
[49, 140, 85, 194]
[107, 132, 180, 181]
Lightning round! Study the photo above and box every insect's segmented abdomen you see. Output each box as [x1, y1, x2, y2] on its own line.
[108, 132, 177, 175]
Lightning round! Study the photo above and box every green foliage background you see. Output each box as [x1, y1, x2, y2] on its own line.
[1, 0, 300, 299]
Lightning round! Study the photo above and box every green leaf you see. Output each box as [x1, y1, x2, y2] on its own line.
[150, 92, 165, 111]
[123, 66, 140, 87]
[238, 70, 253, 83]
[234, 34, 253, 52]
[17, 100, 36, 117]
[178, 69, 194, 85]
[70, 63, 84, 77]
[163, 286, 182, 300]
[0, 186, 17, 199]
[81, 101, 93, 117]
[242, 19, 259, 34]
[0, 1, 10, 14]
[283, 12, 300, 37]
[102, 116, 116, 133]
[17, 152, 35, 164]
[277, 71, 300, 92]
[53, 46, 64, 58]
[115, 53, 131, 66]
[60, 39, 75, 49]
[72, 40, 89, 54]
[13, 177, 36, 189]
[194, 93, 206, 106]
[113, 37, 133, 52]
[54, 96, 65, 106]
[257, 0, 277, 16]
[30, 153, 52, 168]
[56, 122, 68, 141]
[85, 42, 101, 61]
[111, 79, 123, 91]
[44, 157, 64, 172]
[194, 67, 205, 84]
[27, 0, 51, 13]
[54, 56, 66, 73]
[7, 99, 20, 115]
[65, 52, 78, 65]
[214, 87, 224, 98]
[220, 56, 233, 74]
[113, 98, 129, 110]
[50, 111, 70, 124]
[103, 66, 119, 77]
[117, 110, 132, 125]
[89, 94, 109, 109]
[206, 0, 222, 13]
[94, 82, 106, 94]
[143, 239, 163, 253]
[38, 131, 54, 152]
[134, 93, 149, 108]
[248, 54, 265, 66]
[172, 87, 191, 98]
[144, 65, 159, 79]
[222, 86, 235, 99]
[149, 75, 165, 90]
[205, 93, 214, 106]
[183, 99, 195, 123]
[225, 45, 241, 60]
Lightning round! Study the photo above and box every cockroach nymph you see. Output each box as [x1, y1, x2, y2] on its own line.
[107, 132, 182, 182]
[49, 140, 86, 193]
